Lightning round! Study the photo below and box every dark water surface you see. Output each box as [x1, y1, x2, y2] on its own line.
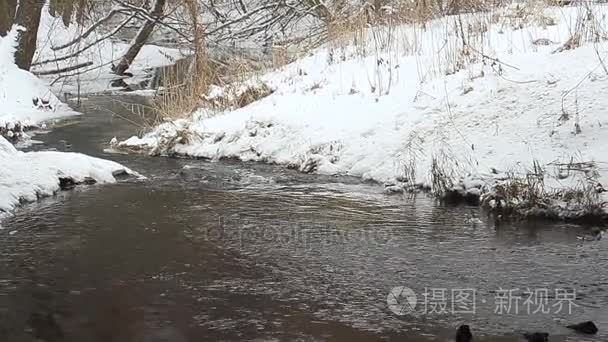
[1, 96, 606, 342]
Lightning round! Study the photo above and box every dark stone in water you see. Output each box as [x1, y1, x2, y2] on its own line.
[523, 332, 549, 342]
[59, 177, 77, 190]
[442, 189, 480, 206]
[112, 169, 129, 178]
[567, 321, 598, 334]
[59, 177, 98, 190]
[464, 191, 481, 206]
[455, 324, 473, 342]
[82, 177, 97, 185]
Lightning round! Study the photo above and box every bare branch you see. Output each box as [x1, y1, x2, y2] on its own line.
[33, 13, 136, 67]
[51, 8, 129, 51]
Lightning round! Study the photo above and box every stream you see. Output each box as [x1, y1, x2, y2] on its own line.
[0, 96, 606, 342]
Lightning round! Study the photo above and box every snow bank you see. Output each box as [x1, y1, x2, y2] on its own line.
[0, 26, 136, 218]
[0, 136, 134, 215]
[0, 26, 74, 137]
[121, 4, 608, 219]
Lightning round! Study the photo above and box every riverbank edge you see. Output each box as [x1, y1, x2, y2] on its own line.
[113, 140, 608, 227]
[0, 115, 142, 222]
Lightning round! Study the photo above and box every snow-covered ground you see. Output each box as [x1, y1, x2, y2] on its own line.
[0, 26, 76, 139]
[0, 26, 136, 219]
[121, 4, 608, 219]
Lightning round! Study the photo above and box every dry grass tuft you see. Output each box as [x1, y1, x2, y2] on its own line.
[153, 59, 214, 122]
[153, 0, 213, 122]
[236, 83, 273, 108]
[201, 80, 274, 114]
[482, 159, 607, 222]
[492, 161, 547, 209]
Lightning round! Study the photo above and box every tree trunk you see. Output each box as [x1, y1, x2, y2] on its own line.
[62, 0, 75, 27]
[112, 0, 166, 76]
[14, 0, 45, 70]
[0, 0, 18, 37]
[50, 0, 76, 27]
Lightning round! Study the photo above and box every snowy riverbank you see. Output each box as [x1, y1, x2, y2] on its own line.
[0, 27, 75, 139]
[0, 137, 135, 217]
[0, 27, 136, 219]
[121, 4, 608, 221]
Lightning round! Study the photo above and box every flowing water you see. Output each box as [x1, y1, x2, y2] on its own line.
[0, 96, 606, 342]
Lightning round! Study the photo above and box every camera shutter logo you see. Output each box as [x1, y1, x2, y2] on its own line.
[387, 286, 417, 316]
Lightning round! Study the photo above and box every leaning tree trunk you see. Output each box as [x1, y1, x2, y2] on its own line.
[14, 0, 45, 70]
[49, 0, 77, 27]
[0, 0, 18, 37]
[112, 0, 166, 76]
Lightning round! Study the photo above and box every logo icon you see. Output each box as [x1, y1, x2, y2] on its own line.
[387, 286, 417, 316]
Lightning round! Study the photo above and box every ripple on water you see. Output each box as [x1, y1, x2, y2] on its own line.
[1, 96, 606, 341]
